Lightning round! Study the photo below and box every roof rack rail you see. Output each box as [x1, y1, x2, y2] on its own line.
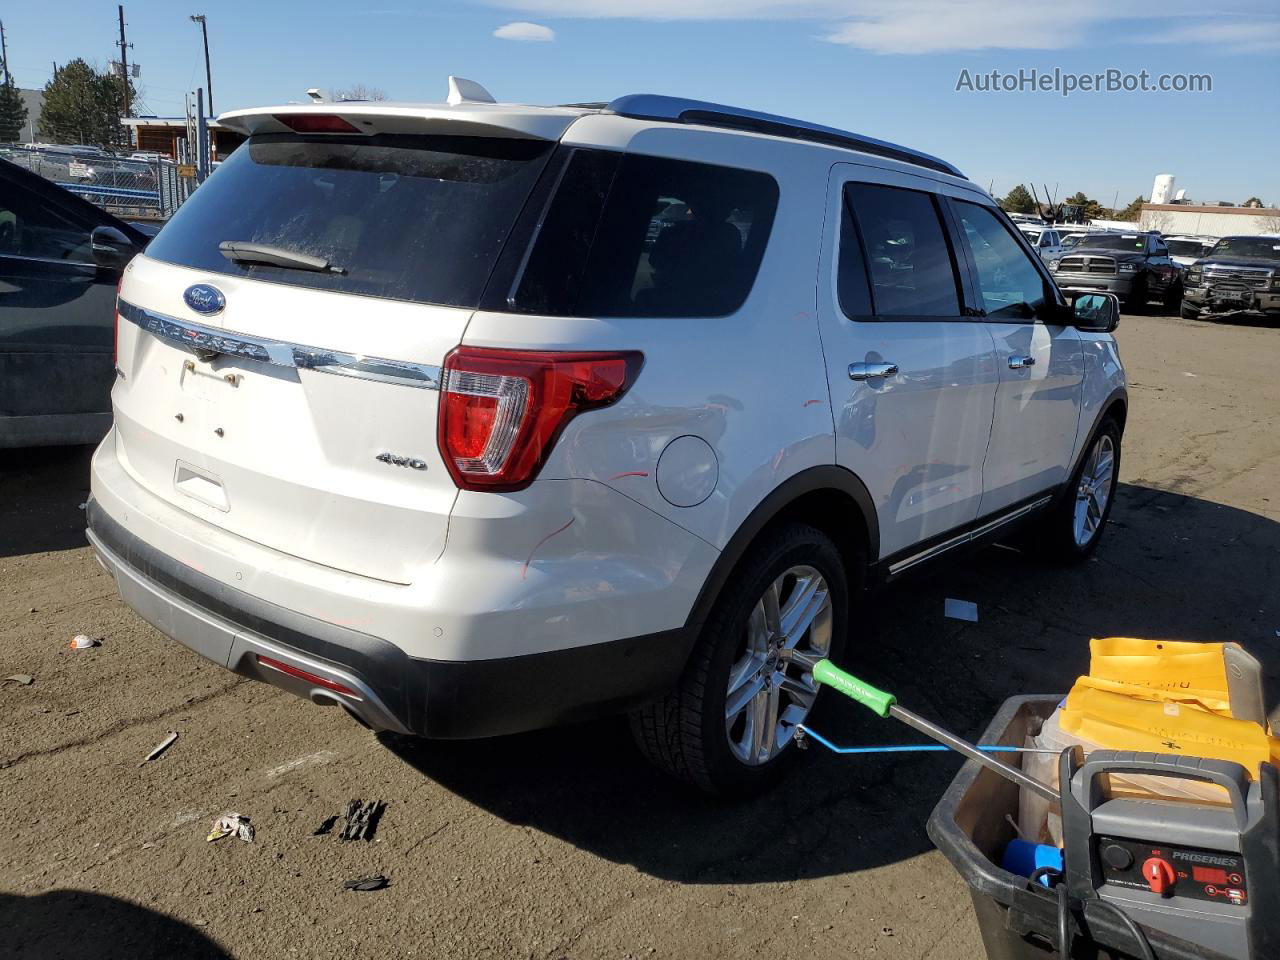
[604, 94, 964, 179]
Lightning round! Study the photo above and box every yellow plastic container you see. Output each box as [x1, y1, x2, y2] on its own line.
[1060, 685, 1280, 772]
[1082, 637, 1233, 715]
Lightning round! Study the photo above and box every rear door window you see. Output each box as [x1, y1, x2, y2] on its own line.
[142, 133, 555, 308]
[843, 183, 962, 317]
[508, 151, 779, 318]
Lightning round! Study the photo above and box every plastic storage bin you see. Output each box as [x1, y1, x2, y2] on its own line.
[925, 694, 1232, 960]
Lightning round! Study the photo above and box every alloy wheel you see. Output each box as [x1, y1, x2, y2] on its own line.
[1073, 433, 1116, 547]
[724, 565, 833, 766]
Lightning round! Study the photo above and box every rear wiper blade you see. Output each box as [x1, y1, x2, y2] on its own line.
[218, 241, 345, 274]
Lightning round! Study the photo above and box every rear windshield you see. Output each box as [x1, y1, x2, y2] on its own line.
[1166, 239, 1209, 258]
[143, 133, 554, 307]
[505, 149, 779, 318]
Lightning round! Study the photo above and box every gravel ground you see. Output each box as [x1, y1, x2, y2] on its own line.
[2, 309, 1277, 960]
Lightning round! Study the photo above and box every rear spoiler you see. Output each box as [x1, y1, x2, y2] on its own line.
[216, 102, 587, 142]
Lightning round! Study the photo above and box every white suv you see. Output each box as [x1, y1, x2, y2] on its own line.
[88, 81, 1127, 794]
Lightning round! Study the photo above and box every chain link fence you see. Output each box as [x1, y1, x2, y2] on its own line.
[2, 144, 198, 221]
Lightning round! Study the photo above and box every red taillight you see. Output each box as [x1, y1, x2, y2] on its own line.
[438, 347, 643, 492]
[255, 654, 360, 699]
[272, 113, 360, 133]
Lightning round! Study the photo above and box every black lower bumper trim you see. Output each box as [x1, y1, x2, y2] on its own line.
[86, 499, 692, 739]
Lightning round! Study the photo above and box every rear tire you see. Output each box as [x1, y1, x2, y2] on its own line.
[1035, 418, 1121, 563]
[630, 523, 855, 796]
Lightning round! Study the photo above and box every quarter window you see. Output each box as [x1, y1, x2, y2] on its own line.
[954, 201, 1049, 320]
[512, 150, 779, 318]
[843, 183, 961, 317]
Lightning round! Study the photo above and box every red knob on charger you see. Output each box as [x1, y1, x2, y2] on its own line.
[1142, 857, 1176, 896]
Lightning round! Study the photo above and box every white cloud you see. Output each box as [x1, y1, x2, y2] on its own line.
[1143, 19, 1280, 53]
[486, 0, 1280, 54]
[494, 20, 557, 41]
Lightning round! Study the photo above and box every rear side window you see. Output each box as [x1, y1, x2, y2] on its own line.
[509, 150, 779, 318]
[844, 183, 961, 317]
[143, 134, 554, 308]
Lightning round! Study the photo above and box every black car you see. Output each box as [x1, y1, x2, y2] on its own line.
[0, 157, 150, 447]
[1047, 231, 1181, 311]
[1181, 235, 1280, 321]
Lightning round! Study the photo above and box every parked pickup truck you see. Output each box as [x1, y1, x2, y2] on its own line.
[1048, 231, 1180, 311]
[1181, 235, 1280, 321]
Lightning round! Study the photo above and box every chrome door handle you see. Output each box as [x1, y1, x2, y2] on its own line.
[848, 361, 899, 381]
[1008, 355, 1036, 370]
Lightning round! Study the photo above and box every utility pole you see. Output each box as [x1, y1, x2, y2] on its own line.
[1, 20, 11, 86]
[190, 15, 212, 115]
[116, 5, 131, 118]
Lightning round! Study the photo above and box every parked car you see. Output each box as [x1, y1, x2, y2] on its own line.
[1018, 225, 1065, 262]
[1164, 234, 1217, 269]
[1048, 231, 1181, 311]
[1180, 235, 1280, 320]
[0, 157, 150, 447]
[86, 83, 1127, 795]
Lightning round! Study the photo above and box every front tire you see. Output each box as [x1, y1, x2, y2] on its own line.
[631, 523, 854, 795]
[1125, 276, 1149, 313]
[1037, 419, 1121, 562]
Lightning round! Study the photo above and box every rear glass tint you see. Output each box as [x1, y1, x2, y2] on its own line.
[508, 150, 778, 318]
[143, 134, 553, 308]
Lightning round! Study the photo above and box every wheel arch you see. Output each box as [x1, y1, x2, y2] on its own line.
[683, 465, 878, 633]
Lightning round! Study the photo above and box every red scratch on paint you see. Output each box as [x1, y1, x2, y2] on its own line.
[609, 470, 650, 480]
[803, 399, 824, 407]
[521, 517, 576, 581]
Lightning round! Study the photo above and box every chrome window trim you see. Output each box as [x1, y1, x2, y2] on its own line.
[118, 300, 442, 391]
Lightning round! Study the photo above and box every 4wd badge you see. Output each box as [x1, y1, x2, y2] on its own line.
[376, 452, 427, 470]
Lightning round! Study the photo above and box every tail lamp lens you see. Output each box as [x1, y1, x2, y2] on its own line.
[439, 347, 643, 492]
[255, 654, 360, 699]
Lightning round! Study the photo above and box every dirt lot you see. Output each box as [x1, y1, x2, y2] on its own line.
[2, 310, 1277, 960]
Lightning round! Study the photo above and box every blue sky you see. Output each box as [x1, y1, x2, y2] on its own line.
[6, 0, 1278, 206]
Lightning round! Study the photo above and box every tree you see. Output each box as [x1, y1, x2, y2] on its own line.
[38, 59, 134, 147]
[1115, 195, 1145, 222]
[332, 84, 387, 102]
[999, 184, 1035, 214]
[1242, 196, 1264, 208]
[0, 81, 28, 142]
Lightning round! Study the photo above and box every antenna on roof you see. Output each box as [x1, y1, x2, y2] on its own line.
[447, 76, 496, 105]
[305, 88, 324, 103]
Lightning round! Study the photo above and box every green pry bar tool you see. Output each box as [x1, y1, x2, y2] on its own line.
[810, 659, 1058, 802]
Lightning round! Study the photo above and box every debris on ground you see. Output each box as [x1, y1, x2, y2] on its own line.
[312, 814, 339, 836]
[140, 732, 179, 766]
[207, 813, 255, 843]
[343, 874, 389, 892]
[339, 799, 386, 842]
[3, 674, 34, 686]
[944, 598, 979, 623]
[69, 634, 100, 650]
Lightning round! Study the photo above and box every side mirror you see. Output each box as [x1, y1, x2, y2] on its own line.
[90, 225, 140, 270]
[1071, 292, 1120, 333]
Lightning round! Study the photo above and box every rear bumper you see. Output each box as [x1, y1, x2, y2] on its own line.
[87, 499, 694, 738]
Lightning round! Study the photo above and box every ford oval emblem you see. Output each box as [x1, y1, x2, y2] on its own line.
[183, 283, 225, 316]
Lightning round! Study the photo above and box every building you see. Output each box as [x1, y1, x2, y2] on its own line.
[121, 116, 245, 162]
[17, 88, 43, 142]
[1140, 203, 1280, 238]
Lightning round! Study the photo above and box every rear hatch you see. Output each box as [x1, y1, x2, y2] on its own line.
[112, 114, 561, 583]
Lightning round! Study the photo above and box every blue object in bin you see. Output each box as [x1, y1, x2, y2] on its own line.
[1002, 839, 1063, 886]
